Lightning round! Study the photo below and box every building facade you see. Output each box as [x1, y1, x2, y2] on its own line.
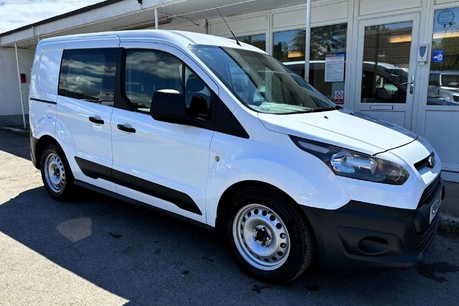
[0, 0, 458, 181]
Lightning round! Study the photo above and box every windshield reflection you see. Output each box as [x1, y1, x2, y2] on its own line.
[190, 45, 335, 114]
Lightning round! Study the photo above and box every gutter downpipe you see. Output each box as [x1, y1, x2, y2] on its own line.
[14, 44, 27, 129]
[304, 0, 311, 83]
[154, 8, 159, 29]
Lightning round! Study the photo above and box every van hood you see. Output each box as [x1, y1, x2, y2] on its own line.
[258, 109, 417, 155]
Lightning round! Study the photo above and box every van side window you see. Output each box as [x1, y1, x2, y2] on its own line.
[184, 66, 212, 121]
[125, 50, 183, 112]
[124, 49, 212, 121]
[58, 48, 118, 105]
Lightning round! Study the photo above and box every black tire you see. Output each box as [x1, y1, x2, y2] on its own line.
[224, 187, 314, 284]
[40, 143, 74, 200]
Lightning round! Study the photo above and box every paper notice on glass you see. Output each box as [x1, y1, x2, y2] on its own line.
[325, 53, 345, 83]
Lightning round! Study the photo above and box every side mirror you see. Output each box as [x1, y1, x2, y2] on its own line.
[150, 89, 187, 123]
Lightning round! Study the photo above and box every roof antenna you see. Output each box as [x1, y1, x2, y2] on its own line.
[216, 8, 241, 46]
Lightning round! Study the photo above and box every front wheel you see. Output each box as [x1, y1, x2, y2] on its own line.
[40, 144, 74, 200]
[225, 187, 314, 284]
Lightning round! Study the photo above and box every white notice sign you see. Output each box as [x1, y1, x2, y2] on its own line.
[325, 53, 345, 83]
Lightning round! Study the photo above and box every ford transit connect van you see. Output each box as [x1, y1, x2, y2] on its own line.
[29, 30, 444, 284]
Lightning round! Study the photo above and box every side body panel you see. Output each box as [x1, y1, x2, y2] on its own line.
[29, 41, 65, 146]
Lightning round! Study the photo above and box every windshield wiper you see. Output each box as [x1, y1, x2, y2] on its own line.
[307, 107, 336, 113]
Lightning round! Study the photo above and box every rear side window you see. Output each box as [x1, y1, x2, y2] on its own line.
[58, 48, 118, 105]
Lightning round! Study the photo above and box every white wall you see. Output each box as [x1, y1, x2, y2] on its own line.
[0, 48, 34, 126]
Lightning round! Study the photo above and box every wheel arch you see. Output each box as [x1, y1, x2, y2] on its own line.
[217, 180, 319, 283]
[34, 135, 63, 169]
[215, 180, 311, 235]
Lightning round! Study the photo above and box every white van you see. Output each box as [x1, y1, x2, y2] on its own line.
[29, 30, 444, 284]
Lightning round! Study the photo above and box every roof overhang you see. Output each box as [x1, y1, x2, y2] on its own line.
[0, 0, 305, 49]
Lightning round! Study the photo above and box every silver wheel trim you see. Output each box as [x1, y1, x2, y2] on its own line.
[44, 152, 66, 194]
[232, 204, 290, 271]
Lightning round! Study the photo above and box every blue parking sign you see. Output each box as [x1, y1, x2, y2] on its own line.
[432, 50, 444, 63]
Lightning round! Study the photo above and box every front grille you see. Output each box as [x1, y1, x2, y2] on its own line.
[413, 175, 442, 251]
[414, 155, 430, 171]
[418, 175, 441, 208]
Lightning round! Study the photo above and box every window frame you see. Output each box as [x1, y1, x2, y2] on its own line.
[118, 48, 217, 130]
[58, 48, 119, 106]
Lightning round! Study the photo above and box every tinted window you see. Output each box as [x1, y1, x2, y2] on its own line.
[125, 50, 183, 112]
[442, 74, 459, 89]
[429, 74, 440, 86]
[59, 48, 118, 105]
[124, 49, 213, 120]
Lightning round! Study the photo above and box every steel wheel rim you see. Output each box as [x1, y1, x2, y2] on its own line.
[44, 152, 66, 194]
[233, 204, 290, 271]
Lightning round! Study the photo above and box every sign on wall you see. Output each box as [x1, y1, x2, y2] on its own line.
[432, 50, 444, 63]
[325, 52, 345, 82]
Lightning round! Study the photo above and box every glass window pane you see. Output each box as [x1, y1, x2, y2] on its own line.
[58, 48, 117, 105]
[237, 33, 266, 51]
[428, 7, 459, 106]
[184, 66, 212, 120]
[191, 45, 335, 114]
[273, 29, 305, 63]
[125, 50, 182, 112]
[361, 22, 411, 103]
[273, 24, 347, 102]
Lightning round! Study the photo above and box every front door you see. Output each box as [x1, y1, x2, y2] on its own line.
[110, 42, 217, 223]
[354, 14, 421, 129]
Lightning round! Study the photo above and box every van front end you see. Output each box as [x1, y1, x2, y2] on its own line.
[289, 134, 445, 269]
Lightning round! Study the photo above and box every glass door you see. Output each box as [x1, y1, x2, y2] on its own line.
[354, 14, 420, 129]
[420, 6, 459, 179]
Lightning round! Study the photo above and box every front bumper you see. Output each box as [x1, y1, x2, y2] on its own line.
[302, 176, 445, 269]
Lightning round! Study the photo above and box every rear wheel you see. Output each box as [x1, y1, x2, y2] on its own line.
[225, 187, 314, 284]
[40, 144, 74, 200]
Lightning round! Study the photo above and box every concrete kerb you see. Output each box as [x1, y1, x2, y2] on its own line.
[439, 214, 459, 234]
[0, 128, 457, 233]
[0, 126, 29, 136]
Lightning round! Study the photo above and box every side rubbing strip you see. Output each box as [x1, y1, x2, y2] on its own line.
[111, 170, 201, 215]
[30, 98, 57, 105]
[75, 157, 202, 215]
[75, 157, 112, 180]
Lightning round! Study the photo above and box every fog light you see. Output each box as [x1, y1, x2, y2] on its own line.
[358, 237, 389, 255]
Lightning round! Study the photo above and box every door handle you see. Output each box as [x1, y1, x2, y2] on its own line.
[117, 124, 136, 133]
[89, 116, 104, 124]
[410, 75, 415, 94]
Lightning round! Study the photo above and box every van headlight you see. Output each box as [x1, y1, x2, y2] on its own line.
[291, 136, 409, 185]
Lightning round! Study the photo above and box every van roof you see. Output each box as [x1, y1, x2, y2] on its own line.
[38, 29, 264, 53]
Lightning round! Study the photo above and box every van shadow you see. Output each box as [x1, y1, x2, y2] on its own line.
[0, 130, 30, 160]
[0, 186, 253, 304]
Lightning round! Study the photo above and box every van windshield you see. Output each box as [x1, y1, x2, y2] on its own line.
[190, 45, 335, 114]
